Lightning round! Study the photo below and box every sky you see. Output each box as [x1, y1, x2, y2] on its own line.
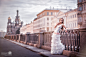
[0, 0, 77, 32]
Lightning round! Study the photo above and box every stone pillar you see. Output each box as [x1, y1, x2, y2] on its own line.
[80, 28, 86, 54]
[16, 35, 17, 41]
[24, 34, 28, 44]
[11, 36, 12, 40]
[18, 34, 20, 42]
[37, 32, 44, 48]
[13, 36, 14, 40]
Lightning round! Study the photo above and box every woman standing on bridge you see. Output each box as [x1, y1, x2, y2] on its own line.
[51, 18, 67, 55]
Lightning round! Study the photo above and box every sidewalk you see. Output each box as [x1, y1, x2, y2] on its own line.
[6, 39, 68, 57]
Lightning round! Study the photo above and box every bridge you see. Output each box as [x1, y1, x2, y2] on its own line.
[1, 28, 86, 57]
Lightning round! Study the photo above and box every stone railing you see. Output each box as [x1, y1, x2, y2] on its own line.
[60, 30, 80, 52]
[4, 29, 80, 52]
[26, 33, 38, 46]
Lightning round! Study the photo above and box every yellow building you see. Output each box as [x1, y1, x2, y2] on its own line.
[20, 22, 33, 34]
[33, 9, 59, 33]
[20, 8, 80, 34]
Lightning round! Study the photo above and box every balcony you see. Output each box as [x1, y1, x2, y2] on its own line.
[82, 10, 86, 14]
[77, 17, 82, 25]
[77, 7, 83, 15]
[77, 11, 82, 15]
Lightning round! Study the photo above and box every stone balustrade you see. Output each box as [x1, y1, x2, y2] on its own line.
[4, 29, 80, 52]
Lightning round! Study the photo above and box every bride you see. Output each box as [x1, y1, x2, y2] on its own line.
[51, 18, 67, 55]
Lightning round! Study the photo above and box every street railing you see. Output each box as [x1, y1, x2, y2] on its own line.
[26, 34, 38, 44]
[4, 29, 80, 52]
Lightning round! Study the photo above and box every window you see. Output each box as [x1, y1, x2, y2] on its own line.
[75, 14, 76, 18]
[73, 15, 74, 18]
[79, 0, 82, 2]
[75, 22, 76, 27]
[47, 27, 49, 31]
[79, 7, 82, 11]
[84, 4, 85, 10]
[78, 17, 82, 22]
[51, 12, 53, 15]
[73, 23, 74, 27]
[47, 18, 49, 20]
[47, 12, 49, 15]
[47, 23, 49, 26]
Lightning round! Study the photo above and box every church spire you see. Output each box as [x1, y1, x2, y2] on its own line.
[17, 10, 18, 16]
[16, 10, 19, 19]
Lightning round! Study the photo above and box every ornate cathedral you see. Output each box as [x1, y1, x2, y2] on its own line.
[7, 10, 23, 35]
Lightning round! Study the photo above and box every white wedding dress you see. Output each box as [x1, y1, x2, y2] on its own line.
[51, 24, 65, 54]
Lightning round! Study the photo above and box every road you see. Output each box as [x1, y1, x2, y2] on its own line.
[0, 38, 43, 57]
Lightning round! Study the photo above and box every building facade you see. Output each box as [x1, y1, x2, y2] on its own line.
[77, 0, 86, 28]
[7, 10, 23, 35]
[33, 9, 59, 33]
[51, 11, 66, 31]
[52, 9, 80, 31]
[66, 9, 80, 29]
[20, 8, 80, 34]
[20, 22, 33, 34]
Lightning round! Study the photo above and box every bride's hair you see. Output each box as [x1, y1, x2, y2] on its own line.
[59, 18, 64, 24]
[54, 18, 64, 28]
[59, 18, 64, 30]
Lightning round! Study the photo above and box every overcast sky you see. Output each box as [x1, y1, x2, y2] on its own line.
[0, 0, 77, 32]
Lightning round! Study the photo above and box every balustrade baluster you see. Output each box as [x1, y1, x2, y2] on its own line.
[77, 32, 80, 52]
[74, 32, 77, 51]
[67, 32, 70, 51]
[70, 31, 73, 51]
[65, 32, 68, 50]
[11, 35, 13, 40]
[64, 32, 66, 50]
[45, 34, 47, 45]
[72, 33, 75, 51]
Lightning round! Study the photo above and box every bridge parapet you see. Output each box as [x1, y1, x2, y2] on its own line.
[5, 29, 80, 52]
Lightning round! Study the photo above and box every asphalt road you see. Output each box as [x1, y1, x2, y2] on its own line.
[0, 38, 43, 57]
